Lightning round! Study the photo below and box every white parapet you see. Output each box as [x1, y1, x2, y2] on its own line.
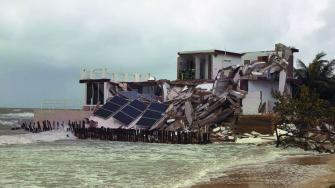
[80, 69, 91, 80]
[80, 68, 153, 82]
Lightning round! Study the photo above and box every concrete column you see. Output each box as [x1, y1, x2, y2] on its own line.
[195, 56, 200, 79]
[205, 56, 209, 79]
[104, 82, 109, 104]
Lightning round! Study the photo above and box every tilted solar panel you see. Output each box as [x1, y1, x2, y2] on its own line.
[141, 110, 162, 119]
[103, 102, 120, 113]
[93, 96, 129, 119]
[136, 118, 157, 128]
[113, 99, 148, 125]
[118, 91, 140, 100]
[110, 96, 128, 106]
[121, 106, 142, 118]
[130, 100, 147, 111]
[148, 103, 168, 112]
[93, 108, 113, 119]
[113, 112, 134, 125]
[136, 102, 167, 128]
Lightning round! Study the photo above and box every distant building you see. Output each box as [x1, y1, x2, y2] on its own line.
[177, 50, 242, 80]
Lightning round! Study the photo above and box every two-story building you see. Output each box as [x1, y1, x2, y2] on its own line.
[177, 43, 299, 115]
[177, 50, 242, 80]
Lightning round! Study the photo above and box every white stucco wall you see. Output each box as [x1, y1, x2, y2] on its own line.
[242, 91, 261, 115]
[241, 51, 285, 64]
[242, 80, 279, 114]
[211, 54, 241, 79]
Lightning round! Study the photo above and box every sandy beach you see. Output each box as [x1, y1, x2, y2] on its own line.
[192, 154, 335, 188]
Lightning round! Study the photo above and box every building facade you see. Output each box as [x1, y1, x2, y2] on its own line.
[177, 50, 242, 80]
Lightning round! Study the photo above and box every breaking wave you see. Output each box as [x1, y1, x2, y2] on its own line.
[0, 129, 76, 146]
[0, 120, 19, 127]
[0, 112, 34, 119]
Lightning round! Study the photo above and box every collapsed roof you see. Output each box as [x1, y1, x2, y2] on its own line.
[89, 43, 297, 131]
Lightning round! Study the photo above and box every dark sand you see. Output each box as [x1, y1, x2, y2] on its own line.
[192, 154, 335, 188]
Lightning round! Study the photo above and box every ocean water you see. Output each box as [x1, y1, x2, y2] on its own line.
[0, 109, 313, 188]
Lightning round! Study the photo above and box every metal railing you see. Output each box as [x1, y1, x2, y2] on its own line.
[80, 68, 153, 82]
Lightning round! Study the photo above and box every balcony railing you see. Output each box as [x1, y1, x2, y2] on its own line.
[80, 68, 153, 82]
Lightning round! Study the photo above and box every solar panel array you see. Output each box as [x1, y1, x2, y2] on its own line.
[119, 91, 157, 102]
[113, 99, 148, 125]
[136, 102, 168, 129]
[93, 96, 128, 119]
[119, 91, 140, 100]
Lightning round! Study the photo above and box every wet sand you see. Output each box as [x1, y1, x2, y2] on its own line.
[193, 154, 335, 188]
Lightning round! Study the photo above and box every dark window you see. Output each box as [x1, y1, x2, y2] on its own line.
[178, 57, 196, 80]
[86, 83, 93, 105]
[99, 82, 104, 104]
[257, 56, 268, 62]
[86, 82, 105, 105]
[200, 58, 206, 79]
[240, 80, 248, 91]
[93, 82, 99, 104]
[244, 60, 250, 65]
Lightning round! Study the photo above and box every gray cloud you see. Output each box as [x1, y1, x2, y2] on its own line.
[0, 0, 334, 107]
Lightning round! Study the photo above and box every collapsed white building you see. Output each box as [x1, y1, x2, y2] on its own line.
[80, 43, 299, 130]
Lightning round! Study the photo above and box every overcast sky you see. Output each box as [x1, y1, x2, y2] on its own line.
[0, 0, 334, 108]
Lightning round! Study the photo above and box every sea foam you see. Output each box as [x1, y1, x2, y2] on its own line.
[0, 128, 76, 146]
[0, 120, 19, 127]
[0, 112, 34, 119]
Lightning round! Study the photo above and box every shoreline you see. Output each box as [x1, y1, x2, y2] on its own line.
[192, 154, 335, 188]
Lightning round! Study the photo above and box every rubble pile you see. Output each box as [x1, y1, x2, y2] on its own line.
[150, 67, 246, 134]
[210, 126, 236, 142]
[279, 123, 335, 153]
[87, 43, 302, 144]
[152, 44, 293, 136]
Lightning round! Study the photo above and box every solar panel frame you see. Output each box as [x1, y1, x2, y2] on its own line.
[113, 99, 148, 125]
[102, 102, 121, 113]
[148, 103, 168, 112]
[136, 117, 157, 127]
[129, 99, 147, 111]
[109, 96, 128, 106]
[93, 108, 114, 119]
[141, 110, 162, 119]
[135, 102, 167, 128]
[93, 96, 129, 119]
[121, 105, 142, 118]
[113, 111, 134, 125]
[118, 91, 140, 100]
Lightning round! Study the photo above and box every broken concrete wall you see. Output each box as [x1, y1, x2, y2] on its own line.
[244, 80, 279, 114]
[234, 115, 274, 135]
[212, 55, 242, 78]
[242, 91, 261, 115]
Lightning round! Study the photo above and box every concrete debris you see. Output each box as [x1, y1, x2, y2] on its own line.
[277, 123, 335, 153]
[195, 83, 213, 92]
[151, 70, 246, 132]
[89, 43, 298, 144]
